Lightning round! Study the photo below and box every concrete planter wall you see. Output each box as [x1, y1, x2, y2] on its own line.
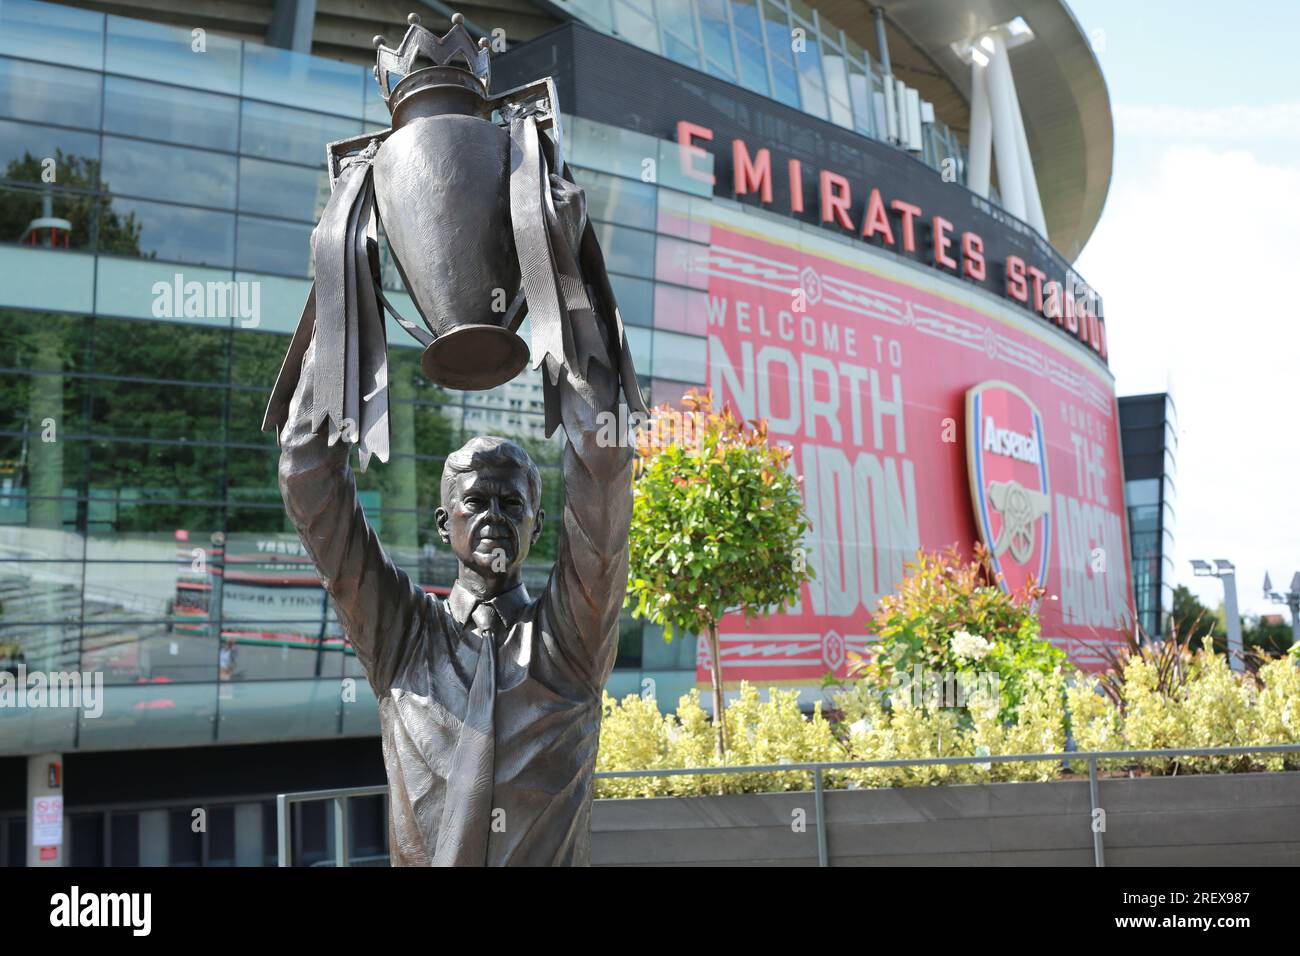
[590, 771, 1300, 866]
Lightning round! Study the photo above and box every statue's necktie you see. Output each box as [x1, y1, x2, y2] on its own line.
[432, 600, 504, 866]
[472, 601, 504, 644]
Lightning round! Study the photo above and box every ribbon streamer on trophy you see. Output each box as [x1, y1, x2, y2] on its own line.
[262, 11, 648, 468]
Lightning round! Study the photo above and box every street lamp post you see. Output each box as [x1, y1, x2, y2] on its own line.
[1264, 571, 1300, 651]
[1191, 559, 1244, 672]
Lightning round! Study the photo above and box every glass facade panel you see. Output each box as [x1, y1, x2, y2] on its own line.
[0, 118, 100, 185]
[0, 57, 102, 129]
[236, 216, 314, 277]
[103, 76, 238, 151]
[0, 0, 105, 71]
[106, 15, 242, 96]
[98, 199, 235, 268]
[239, 100, 361, 167]
[237, 157, 327, 222]
[242, 44, 366, 118]
[101, 136, 237, 209]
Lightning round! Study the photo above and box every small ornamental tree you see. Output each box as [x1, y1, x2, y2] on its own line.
[626, 389, 814, 755]
[848, 544, 1065, 724]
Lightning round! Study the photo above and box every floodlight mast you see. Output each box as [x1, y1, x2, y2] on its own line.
[1263, 570, 1300, 650]
[1190, 558, 1244, 672]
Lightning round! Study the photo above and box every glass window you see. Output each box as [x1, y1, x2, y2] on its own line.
[102, 198, 235, 267]
[731, 0, 762, 39]
[734, 20, 770, 95]
[592, 222, 655, 279]
[655, 235, 709, 290]
[101, 136, 237, 209]
[0, 58, 102, 129]
[652, 329, 707, 383]
[608, 273, 654, 327]
[0, 184, 101, 252]
[240, 100, 361, 168]
[103, 76, 239, 152]
[95, 316, 229, 383]
[612, 1, 661, 54]
[567, 116, 660, 182]
[70, 813, 105, 866]
[662, 34, 702, 70]
[847, 59, 875, 137]
[237, 157, 328, 222]
[763, 2, 801, 109]
[106, 15, 241, 96]
[1124, 477, 1159, 508]
[110, 813, 140, 866]
[236, 215, 313, 277]
[793, 27, 828, 120]
[653, 283, 709, 335]
[0, 0, 105, 71]
[698, 0, 737, 79]
[242, 44, 366, 119]
[90, 379, 226, 442]
[169, 808, 203, 865]
[572, 167, 656, 230]
[0, 119, 100, 186]
[820, 42, 853, 129]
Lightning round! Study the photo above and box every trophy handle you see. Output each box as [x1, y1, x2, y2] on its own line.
[490, 76, 564, 168]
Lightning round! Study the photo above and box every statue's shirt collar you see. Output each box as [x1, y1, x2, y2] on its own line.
[446, 580, 531, 629]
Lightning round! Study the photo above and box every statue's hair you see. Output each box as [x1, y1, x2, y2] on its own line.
[440, 436, 542, 511]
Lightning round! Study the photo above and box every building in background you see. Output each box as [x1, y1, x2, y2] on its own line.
[0, 0, 1123, 865]
[1118, 392, 1178, 638]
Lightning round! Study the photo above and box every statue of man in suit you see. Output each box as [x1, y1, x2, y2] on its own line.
[277, 292, 632, 866]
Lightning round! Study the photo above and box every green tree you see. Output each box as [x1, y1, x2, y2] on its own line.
[1167, 584, 1224, 652]
[625, 389, 814, 755]
[0, 150, 143, 254]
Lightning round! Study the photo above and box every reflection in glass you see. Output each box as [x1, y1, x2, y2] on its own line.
[103, 198, 234, 267]
[103, 76, 238, 151]
[242, 44, 366, 119]
[236, 215, 313, 277]
[240, 100, 361, 167]
[101, 136, 237, 209]
[0, 0, 105, 71]
[237, 157, 328, 222]
[106, 14, 241, 96]
[0, 57, 102, 129]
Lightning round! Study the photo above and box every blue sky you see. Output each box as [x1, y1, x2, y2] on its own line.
[1069, 0, 1300, 620]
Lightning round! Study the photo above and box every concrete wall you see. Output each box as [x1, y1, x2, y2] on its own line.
[590, 771, 1300, 866]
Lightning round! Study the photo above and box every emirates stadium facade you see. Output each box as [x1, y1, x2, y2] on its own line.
[0, 0, 1133, 866]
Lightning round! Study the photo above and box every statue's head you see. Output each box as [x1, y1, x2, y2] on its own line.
[436, 436, 543, 587]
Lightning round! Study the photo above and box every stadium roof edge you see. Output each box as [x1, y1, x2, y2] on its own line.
[863, 0, 1113, 261]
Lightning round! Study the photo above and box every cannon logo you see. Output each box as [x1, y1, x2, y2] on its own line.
[966, 381, 1051, 593]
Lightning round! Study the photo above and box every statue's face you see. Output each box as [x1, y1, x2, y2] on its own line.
[436, 463, 543, 584]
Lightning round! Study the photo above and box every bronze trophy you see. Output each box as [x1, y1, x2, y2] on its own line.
[262, 11, 646, 465]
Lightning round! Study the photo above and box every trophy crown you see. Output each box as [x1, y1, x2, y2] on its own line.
[373, 11, 491, 109]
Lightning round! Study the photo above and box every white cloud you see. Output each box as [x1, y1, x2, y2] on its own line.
[1076, 129, 1300, 621]
[1114, 102, 1300, 146]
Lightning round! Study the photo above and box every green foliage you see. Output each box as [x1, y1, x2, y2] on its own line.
[595, 657, 1300, 797]
[625, 390, 813, 641]
[847, 545, 1065, 723]
[1167, 583, 1224, 651]
[596, 684, 840, 797]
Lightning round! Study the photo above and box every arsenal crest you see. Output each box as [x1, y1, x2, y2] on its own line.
[966, 381, 1051, 592]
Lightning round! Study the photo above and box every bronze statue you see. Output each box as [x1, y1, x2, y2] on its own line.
[262, 12, 648, 865]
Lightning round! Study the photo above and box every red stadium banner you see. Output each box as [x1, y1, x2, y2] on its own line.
[690, 220, 1132, 683]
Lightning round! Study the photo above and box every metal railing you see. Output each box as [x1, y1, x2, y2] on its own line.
[277, 743, 1300, 867]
